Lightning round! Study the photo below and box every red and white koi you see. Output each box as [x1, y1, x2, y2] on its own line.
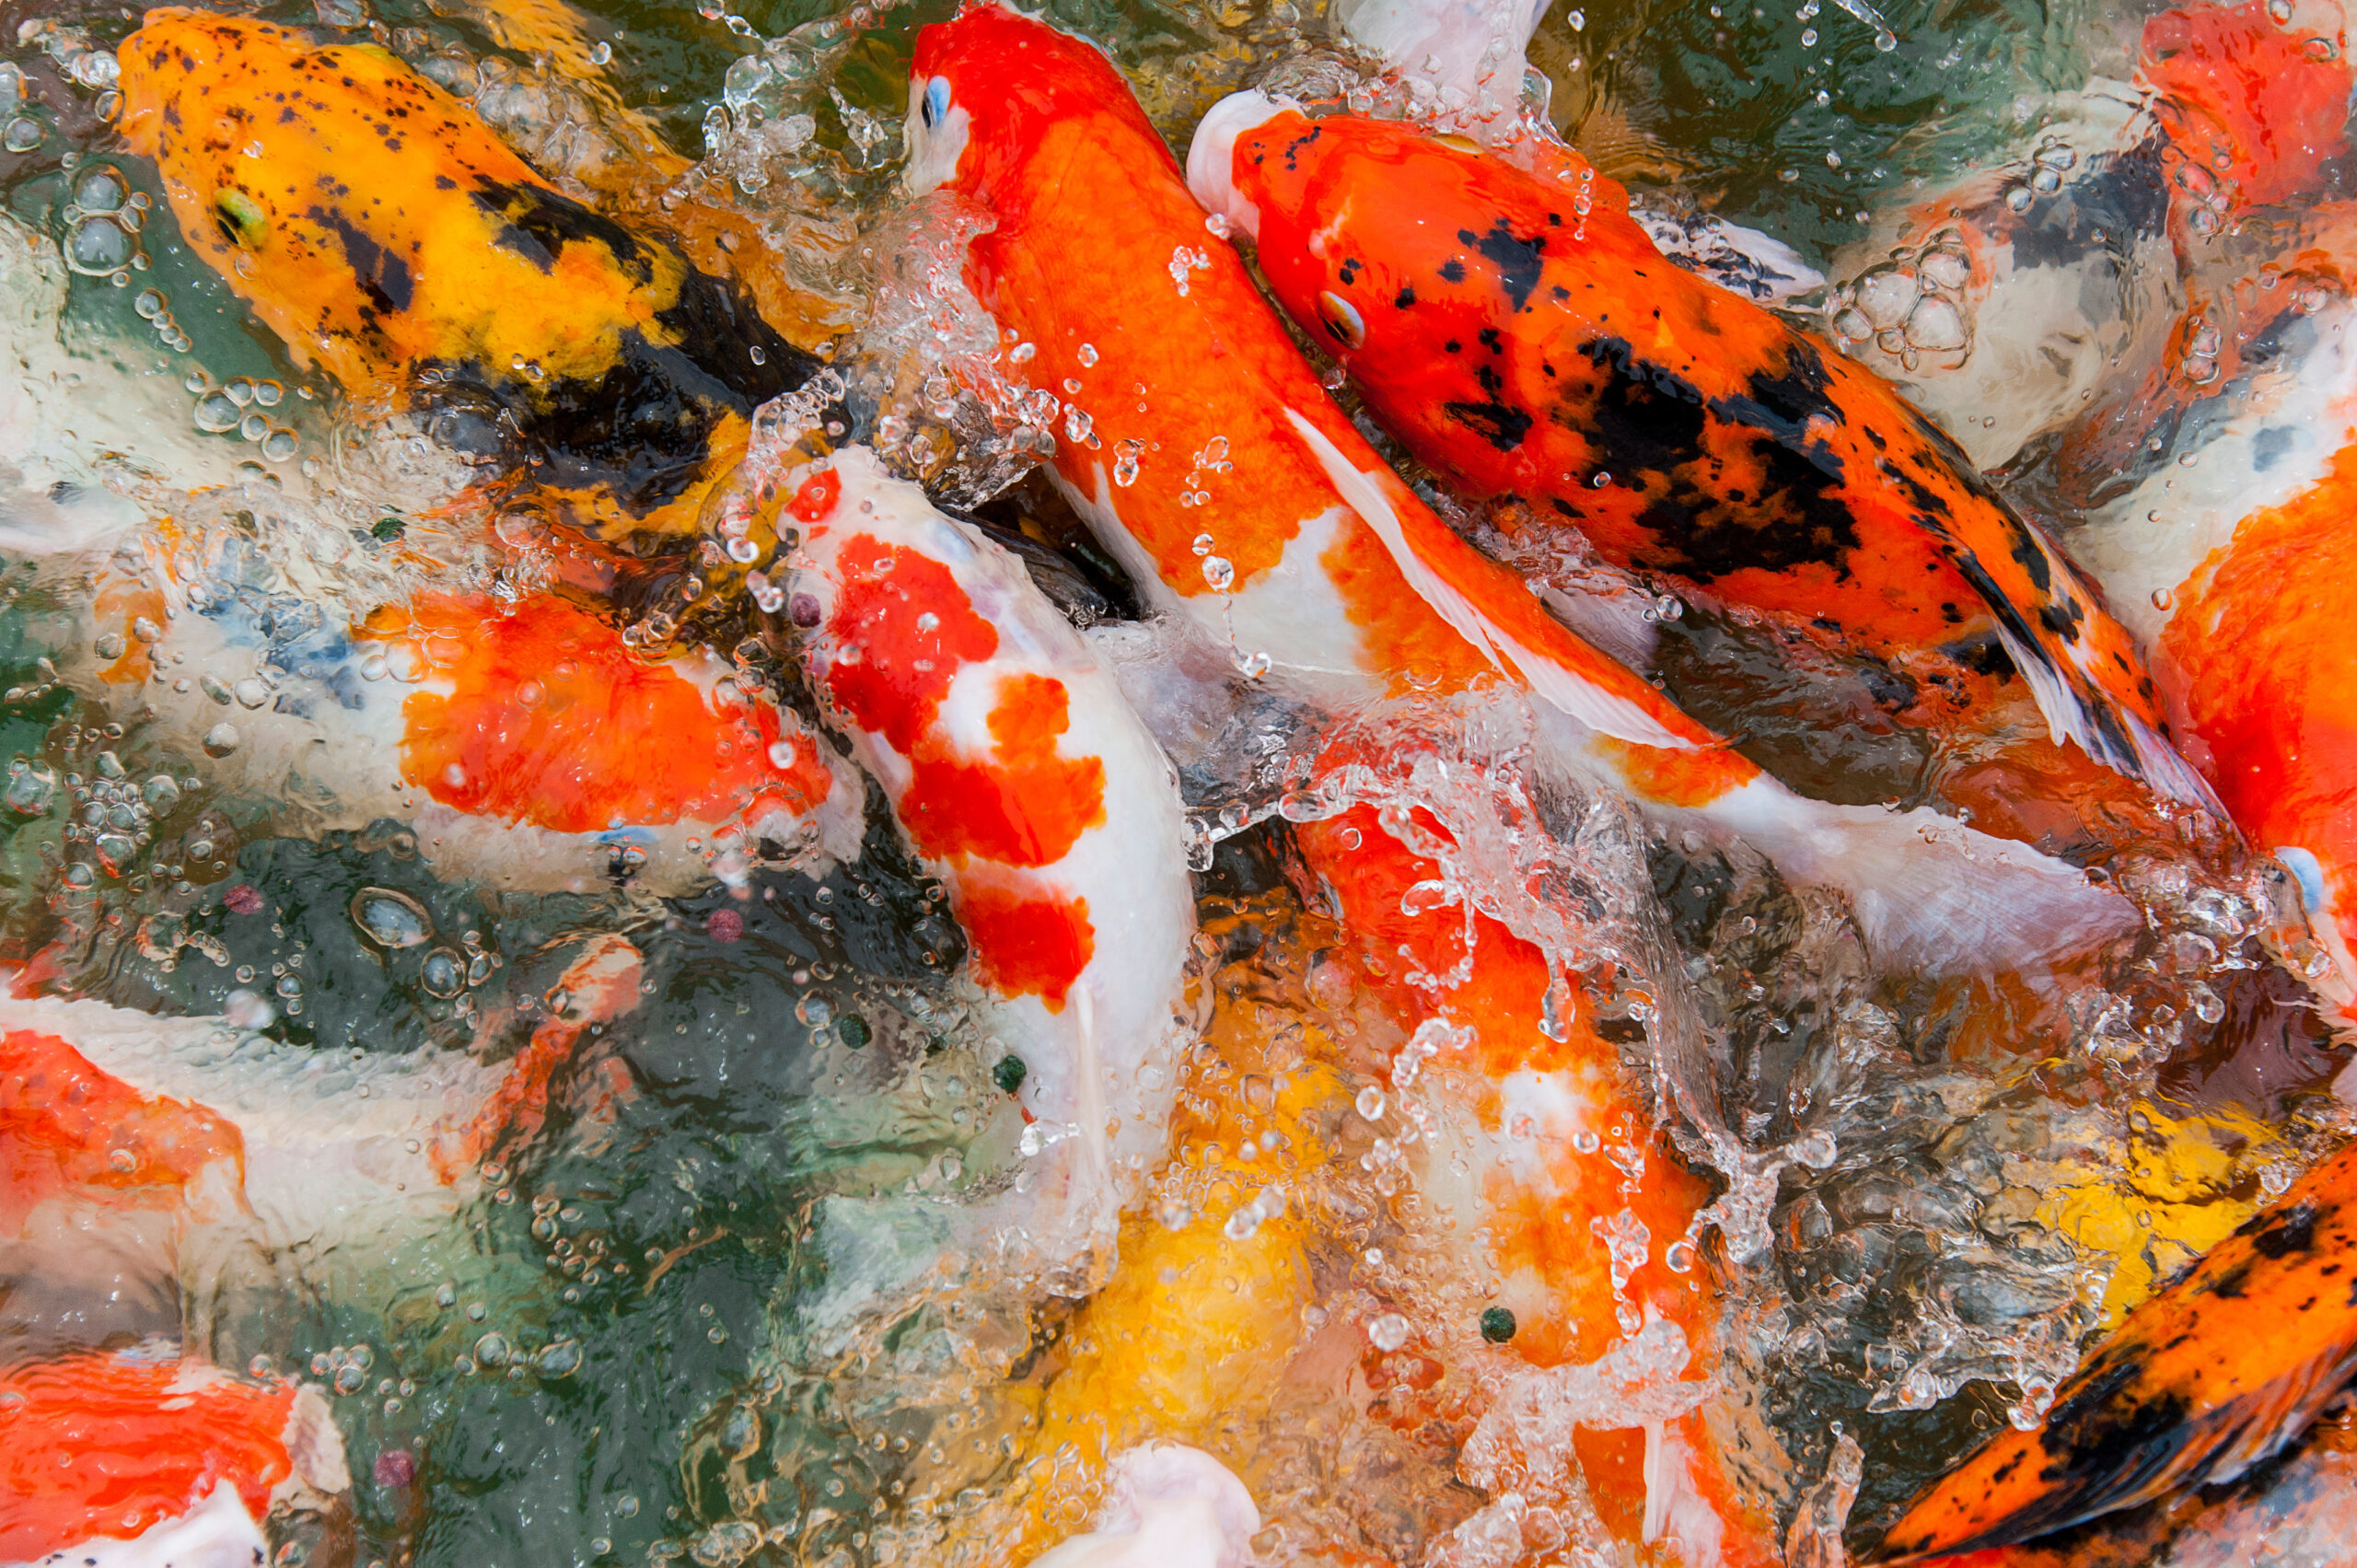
[0, 1345, 349, 1568]
[773, 446, 1194, 1260]
[909, 4, 2130, 977]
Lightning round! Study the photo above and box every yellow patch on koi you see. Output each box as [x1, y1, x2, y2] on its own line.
[115, 11, 816, 547]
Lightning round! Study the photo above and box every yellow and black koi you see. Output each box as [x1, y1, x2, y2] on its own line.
[115, 9, 824, 555]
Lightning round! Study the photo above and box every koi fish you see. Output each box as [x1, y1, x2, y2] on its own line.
[1294, 793, 1771, 1565]
[2061, 229, 2357, 1019]
[65, 552, 862, 897]
[1182, 92, 2217, 813]
[0, 1345, 349, 1568]
[909, 3, 2131, 978]
[1830, 0, 2353, 481]
[1875, 1140, 2357, 1560]
[774, 446, 1195, 1261]
[114, 10, 825, 567]
[3, 934, 644, 1256]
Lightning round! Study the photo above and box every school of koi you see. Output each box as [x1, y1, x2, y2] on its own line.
[6, 0, 2357, 1564]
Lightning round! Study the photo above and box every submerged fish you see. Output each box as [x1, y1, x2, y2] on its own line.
[1182, 93, 2217, 817]
[62, 554, 862, 897]
[3, 933, 645, 1256]
[0, 1345, 349, 1568]
[909, 2, 2131, 980]
[113, 10, 825, 575]
[775, 446, 1194, 1265]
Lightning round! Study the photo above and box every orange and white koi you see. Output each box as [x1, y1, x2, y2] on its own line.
[909, 3, 2130, 976]
[69, 564, 862, 896]
[1183, 95, 2217, 819]
[1293, 791, 1777, 1566]
[2, 934, 644, 1252]
[0, 1345, 349, 1568]
[114, 11, 826, 563]
[774, 447, 1194, 1260]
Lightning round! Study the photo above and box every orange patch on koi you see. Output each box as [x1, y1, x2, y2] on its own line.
[820, 535, 1001, 753]
[380, 594, 810, 834]
[0, 1028, 244, 1234]
[899, 674, 1109, 866]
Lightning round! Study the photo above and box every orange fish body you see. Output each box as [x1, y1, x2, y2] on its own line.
[114, 11, 821, 561]
[1877, 1141, 2357, 1560]
[1293, 797, 1777, 1564]
[911, 5, 2134, 981]
[1186, 99, 2214, 813]
[0, 1347, 349, 1566]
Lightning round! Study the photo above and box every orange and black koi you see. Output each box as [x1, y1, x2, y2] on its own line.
[1874, 1141, 2357, 1560]
[114, 10, 826, 558]
[1185, 100, 2220, 812]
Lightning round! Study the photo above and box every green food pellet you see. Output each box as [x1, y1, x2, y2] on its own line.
[372, 517, 405, 541]
[992, 1054, 1028, 1094]
[1480, 1307, 1517, 1343]
[839, 1014, 872, 1049]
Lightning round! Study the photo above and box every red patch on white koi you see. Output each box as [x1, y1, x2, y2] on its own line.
[0, 1028, 244, 1234]
[956, 880, 1096, 1009]
[0, 1353, 295, 1559]
[381, 595, 821, 835]
[821, 535, 1000, 751]
[900, 672, 1108, 866]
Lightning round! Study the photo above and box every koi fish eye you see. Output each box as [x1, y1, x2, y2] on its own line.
[905, 73, 970, 197]
[1316, 289, 1365, 350]
[212, 187, 267, 250]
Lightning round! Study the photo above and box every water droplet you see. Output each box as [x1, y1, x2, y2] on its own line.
[1201, 555, 1234, 591]
[421, 947, 465, 999]
[201, 723, 239, 757]
[1355, 1086, 1386, 1121]
[4, 118, 41, 153]
[1366, 1313, 1411, 1352]
[351, 888, 432, 948]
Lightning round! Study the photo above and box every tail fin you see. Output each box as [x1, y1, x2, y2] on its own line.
[1873, 1141, 2357, 1560]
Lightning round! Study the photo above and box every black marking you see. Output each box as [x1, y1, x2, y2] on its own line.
[303, 203, 414, 316]
[1445, 401, 1533, 452]
[1463, 218, 1545, 311]
[1438, 259, 1467, 284]
[1394, 285, 1416, 308]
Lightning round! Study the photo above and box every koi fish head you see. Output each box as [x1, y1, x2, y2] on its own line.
[1190, 99, 1563, 371]
[117, 8, 808, 513]
[907, 6, 1161, 204]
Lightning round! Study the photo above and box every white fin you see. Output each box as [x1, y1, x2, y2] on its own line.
[1984, 611, 2227, 815]
[31, 1481, 268, 1568]
[1708, 779, 2136, 975]
[1285, 408, 1700, 750]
